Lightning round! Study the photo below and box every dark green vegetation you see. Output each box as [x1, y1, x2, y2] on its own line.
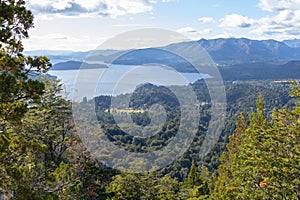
[0, 1, 113, 199]
[92, 81, 293, 173]
[212, 90, 300, 199]
[219, 61, 300, 81]
[1, 1, 299, 199]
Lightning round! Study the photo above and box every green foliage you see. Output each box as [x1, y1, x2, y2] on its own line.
[156, 174, 181, 200]
[0, 0, 51, 122]
[106, 172, 182, 200]
[0, 0, 33, 51]
[1, 3, 299, 199]
[186, 161, 198, 187]
[0, 0, 51, 125]
[0, 78, 77, 199]
[106, 173, 143, 200]
[211, 89, 300, 199]
[179, 161, 210, 200]
[0, 1, 54, 198]
[290, 81, 300, 98]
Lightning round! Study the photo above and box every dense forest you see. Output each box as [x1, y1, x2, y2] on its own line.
[0, 1, 299, 199]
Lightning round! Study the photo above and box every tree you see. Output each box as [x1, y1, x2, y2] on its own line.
[0, 78, 81, 199]
[186, 161, 198, 187]
[156, 174, 180, 200]
[180, 161, 210, 199]
[211, 113, 247, 199]
[106, 172, 183, 200]
[0, 0, 51, 123]
[106, 173, 142, 200]
[212, 90, 300, 199]
[0, 0, 51, 198]
[0, 2, 127, 199]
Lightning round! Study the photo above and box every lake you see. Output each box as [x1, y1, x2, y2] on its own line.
[48, 64, 211, 101]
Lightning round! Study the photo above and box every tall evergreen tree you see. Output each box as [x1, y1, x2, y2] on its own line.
[211, 112, 247, 199]
[212, 90, 300, 199]
[186, 161, 198, 187]
[0, 78, 80, 199]
[180, 161, 210, 199]
[0, 0, 51, 123]
[0, 1, 51, 198]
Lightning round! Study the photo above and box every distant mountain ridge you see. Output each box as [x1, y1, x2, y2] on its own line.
[51, 61, 107, 70]
[106, 38, 300, 73]
[197, 38, 300, 64]
[219, 60, 300, 81]
[26, 38, 300, 81]
[25, 38, 300, 66]
[283, 39, 300, 48]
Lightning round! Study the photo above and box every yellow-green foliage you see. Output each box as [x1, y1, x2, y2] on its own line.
[212, 87, 300, 199]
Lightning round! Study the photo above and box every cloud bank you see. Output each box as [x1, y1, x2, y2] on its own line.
[259, 0, 300, 11]
[217, 0, 300, 39]
[26, 0, 176, 18]
[177, 27, 211, 40]
[255, 0, 300, 39]
[220, 14, 255, 28]
[198, 17, 214, 23]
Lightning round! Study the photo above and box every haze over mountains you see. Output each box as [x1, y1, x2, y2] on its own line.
[283, 39, 300, 48]
[25, 38, 300, 81]
[50, 61, 107, 70]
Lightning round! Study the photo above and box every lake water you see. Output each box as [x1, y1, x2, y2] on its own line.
[49, 64, 211, 100]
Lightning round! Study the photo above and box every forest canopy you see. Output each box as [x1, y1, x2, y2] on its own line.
[0, 1, 299, 199]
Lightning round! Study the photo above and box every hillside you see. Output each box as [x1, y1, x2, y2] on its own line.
[25, 38, 300, 65]
[219, 61, 300, 81]
[27, 38, 300, 80]
[110, 38, 300, 66]
[51, 61, 107, 70]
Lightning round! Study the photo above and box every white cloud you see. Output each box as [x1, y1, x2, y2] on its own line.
[198, 17, 214, 23]
[177, 27, 211, 40]
[252, 9, 300, 40]
[252, 0, 300, 39]
[73, 0, 105, 10]
[259, 0, 300, 11]
[217, 9, 300, 40]
[210, 32, 234, 39]
[23, 33, 106, 51]
[160, 0, 178, 2]
[25, 0, 174, 18]
[220, 14, 255, 28]
[112, 23, 149, 27]
[177, 26, 198, 34]
[147, 0, 177, 2]
[104, 0, 152, 18]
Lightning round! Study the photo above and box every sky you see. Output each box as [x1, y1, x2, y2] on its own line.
[23, 0, 300, 51]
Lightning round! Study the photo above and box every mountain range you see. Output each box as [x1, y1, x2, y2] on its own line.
[25, 38, 300, 65]
[25, 38, 300, 80]
[51, 61, 107, 70]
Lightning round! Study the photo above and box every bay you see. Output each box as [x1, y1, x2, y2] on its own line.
[48, 64, 211, 100]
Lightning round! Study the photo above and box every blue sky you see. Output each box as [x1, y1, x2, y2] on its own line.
[24, 0, 300, 51]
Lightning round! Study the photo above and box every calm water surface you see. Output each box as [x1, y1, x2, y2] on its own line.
[49, 64, 211, 100]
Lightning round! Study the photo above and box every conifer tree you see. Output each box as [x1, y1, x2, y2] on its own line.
[212, 90, 300, 199]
